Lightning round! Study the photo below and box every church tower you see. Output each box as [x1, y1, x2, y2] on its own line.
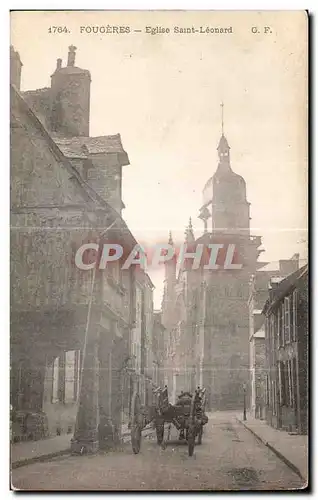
[196, 104, 264, 410]
[212, 135, 250, 237]
[200, 103, 250, 237]
[161, 104, 265, 409]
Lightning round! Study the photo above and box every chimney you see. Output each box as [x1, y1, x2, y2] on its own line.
[67, 45, 76, 67]
[10, 46, 23, 90]
[50, 46, 91, 137]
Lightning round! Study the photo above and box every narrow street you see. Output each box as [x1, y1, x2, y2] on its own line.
[11, 413, 304, 491]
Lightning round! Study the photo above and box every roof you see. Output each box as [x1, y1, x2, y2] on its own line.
[217, 134, 230, 151]
[270, 277, 284, 285]
[262, 264, 308, 315]
[23, 87, 51, 97]
[135, 268, 155, 290]
[254, 327, 265, 338]
[53, 66, 91, 77]
[55, 135, 129, 162]
[12, 85, 103, 208]
[258, 261, 280, 272]
[11, 84, 138, 250]
[258, 259, 308, 273]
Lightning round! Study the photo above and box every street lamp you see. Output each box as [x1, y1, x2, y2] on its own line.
[243, 382, 247, 421]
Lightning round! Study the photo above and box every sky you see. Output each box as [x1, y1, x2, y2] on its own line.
[11, 11, 308, 307]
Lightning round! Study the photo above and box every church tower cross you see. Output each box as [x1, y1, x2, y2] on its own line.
[221, 101, 224, 136]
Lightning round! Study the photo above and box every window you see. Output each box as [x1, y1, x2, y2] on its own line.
[51, 351, 81, 404]
[275, 314, 279, 350]
[284, 362, 290, 407]
[285, 297, 291, 343]
[280, 361, 287, 406]
[292, 357, 297, 409]
[281, 303, 285, 346]
[278, 305, 283, 347]
[270, 316, 275, 351]
[265, 317, 269, 347]
[265, 375, 269, 406]
[278, 361, 282, 405]
[272, 380, 277, 415]
[64, 350, 81, 403]
[292, 289, 298, 341]
[133, 287, 142, 373]
[290, 294, 294, 339]
[288, 359, 293, 407]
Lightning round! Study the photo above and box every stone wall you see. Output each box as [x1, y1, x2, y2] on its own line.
[203, 278, 250, 410]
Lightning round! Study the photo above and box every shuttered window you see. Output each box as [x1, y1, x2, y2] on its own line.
[292, 289, 298, 341]
[52, 357, 60, 403]
[285, 297, 291, 343]
[64, 350, 80, 403]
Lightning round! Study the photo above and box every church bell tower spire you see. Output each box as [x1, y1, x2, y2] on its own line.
[217, 102, 231, 167]
[221, 101, 224, 136]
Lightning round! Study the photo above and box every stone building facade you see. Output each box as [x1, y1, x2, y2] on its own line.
[10, 45, 158, 449]
[263, 265, 308, 435]
[248, 255, 301, 419]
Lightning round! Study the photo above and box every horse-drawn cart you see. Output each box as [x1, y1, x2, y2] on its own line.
[130, 386, 208, 457]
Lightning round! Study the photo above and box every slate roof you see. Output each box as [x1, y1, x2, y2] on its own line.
[253, 326, 265, 338]
[262, 264, 308, 315]
[11, 84, 137, 249]
[53, 66, 91, 77]
[54, 134, 129, 162]
[23, 87, 51, 97]
[217, 134, 230, 151]
[258, 259, 307, 273]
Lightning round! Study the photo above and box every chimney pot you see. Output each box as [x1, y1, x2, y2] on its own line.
[67, 45, 77, 67]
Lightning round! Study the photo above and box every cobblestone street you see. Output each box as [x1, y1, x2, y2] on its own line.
[11, 413, 305, 491]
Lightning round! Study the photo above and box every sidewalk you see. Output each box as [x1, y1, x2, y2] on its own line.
[11, 434, 72, 469]
[11, 424, 157, 469]
[236, 414, 308, 484]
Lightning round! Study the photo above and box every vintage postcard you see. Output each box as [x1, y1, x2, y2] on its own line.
[10, 10, 308, 491]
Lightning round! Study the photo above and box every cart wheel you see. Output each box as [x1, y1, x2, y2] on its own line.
[197, 425, 203, 445]
[156, 423, 164, 445]
[131, 391, 142, 454]
[188, 425, 195, 456]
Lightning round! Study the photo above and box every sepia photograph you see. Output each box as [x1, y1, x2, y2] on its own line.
[10, 10, 308, 491]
